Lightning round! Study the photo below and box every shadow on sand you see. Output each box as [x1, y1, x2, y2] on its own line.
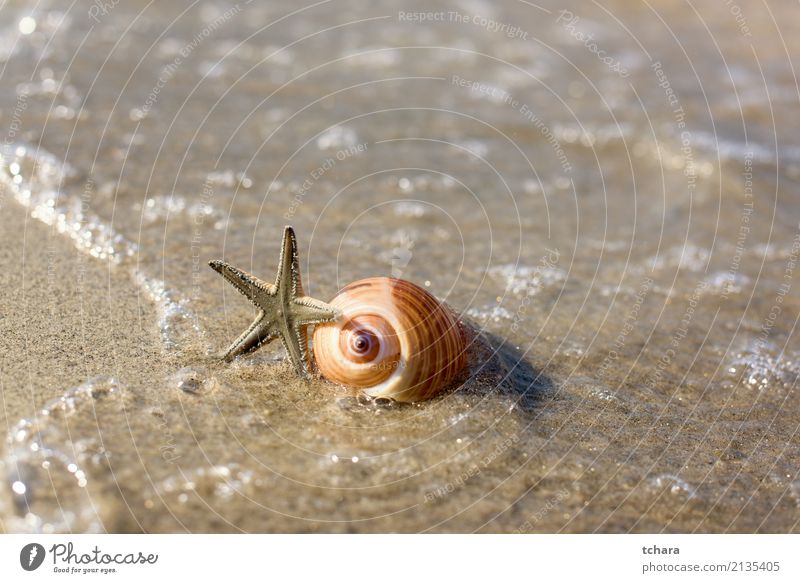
[455, 327, 556, 412]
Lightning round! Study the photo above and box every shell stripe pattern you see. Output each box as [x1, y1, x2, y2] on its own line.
[312, 277, 468, 402]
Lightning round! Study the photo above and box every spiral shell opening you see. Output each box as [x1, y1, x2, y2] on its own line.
[312, 277, 468, 402]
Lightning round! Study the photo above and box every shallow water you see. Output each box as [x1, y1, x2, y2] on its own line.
[0, 0, 798, 532]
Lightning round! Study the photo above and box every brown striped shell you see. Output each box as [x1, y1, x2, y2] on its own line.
[312, 277, 468, 402]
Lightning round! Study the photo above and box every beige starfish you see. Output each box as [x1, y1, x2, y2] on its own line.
[209, 226, 337, 377]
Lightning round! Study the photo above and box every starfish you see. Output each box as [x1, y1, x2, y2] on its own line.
[209, 226, 337, 377]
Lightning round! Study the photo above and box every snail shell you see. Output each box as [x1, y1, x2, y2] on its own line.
[312, 277, 469, 402]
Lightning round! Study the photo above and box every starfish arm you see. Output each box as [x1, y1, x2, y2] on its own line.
[275, 226, 303, 299]
[221, 315, 277, 361]
[292, 296, 339, 325]
[209, 260, 276, 306]
[209, 228, 333, 375]
[280, 324, 310, 378]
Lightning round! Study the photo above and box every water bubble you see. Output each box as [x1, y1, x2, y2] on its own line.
[171, 367, 214, 395]
[393, 201, 425, 217]
[18, 17, 36, 35]
[316, 125, 358, 150]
